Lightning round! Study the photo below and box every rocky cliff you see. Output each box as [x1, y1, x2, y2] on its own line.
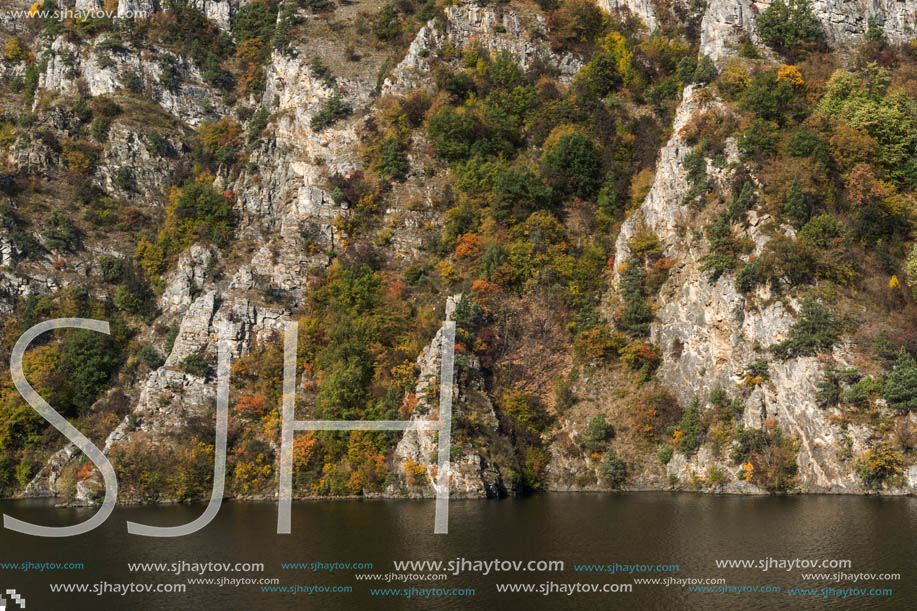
[0, 0, 913, 502]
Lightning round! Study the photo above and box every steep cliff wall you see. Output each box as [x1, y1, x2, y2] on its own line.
[2, 0, 913, 501]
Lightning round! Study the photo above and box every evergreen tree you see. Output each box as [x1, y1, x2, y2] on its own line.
[783, 177, 808, 228]
[727, 181, 755, 220]
[674, 397, 705, 455]
[618, 257, 652, 336]
[377, 137, 408, 181]
[693, 55, 717, 84]
[884, 348, 917, 413]
[584, 413, 614, 453]
[676, 56, 696, 84]
[600, 449, 627, 488]
[769, 298, 842, 359]
[757, 0, 824, 56]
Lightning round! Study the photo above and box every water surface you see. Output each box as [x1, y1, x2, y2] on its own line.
[0, 493, 912, 609]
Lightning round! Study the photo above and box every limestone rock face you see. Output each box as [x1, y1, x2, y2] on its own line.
[389, 295, 505, 498]
[699, 0, 917, 61]
[384, 0, 583, 96]
[596, 0, 658, 30]
[96, 123, 187, 202]
[17, 0, 914, 501]
[159, 245, 214, 316]
[116, 0, 246, 31]
[699, 0, 764, 61]
[610, 85, 908, 493]
[101, 291, 287, 457]
[614, 85, 720, 265]
[39, 35, 228, 126]
[391, 296, 506, 498]
[805, 0, 916, 47]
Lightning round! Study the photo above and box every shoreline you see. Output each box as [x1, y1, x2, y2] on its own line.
[4, 487, 913, 508]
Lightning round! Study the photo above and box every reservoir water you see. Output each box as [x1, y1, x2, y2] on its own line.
[0, 493, 913, 610]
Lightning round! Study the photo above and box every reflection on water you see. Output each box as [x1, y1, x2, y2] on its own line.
[0, 493, 913, 610]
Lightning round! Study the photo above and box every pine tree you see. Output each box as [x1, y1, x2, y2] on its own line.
[783, 177, 808, 228]
[727, 181, 756, 220]
[618, 257, 652, 336]
[693, 55, 717, 84]
[676, 56, 696, 84]
[884, 348, 917, 413]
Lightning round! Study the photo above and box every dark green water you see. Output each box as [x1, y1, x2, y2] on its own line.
[0, 493, 913, 610]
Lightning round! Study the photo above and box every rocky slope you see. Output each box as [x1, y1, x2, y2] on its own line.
[0, 0, 913, 502]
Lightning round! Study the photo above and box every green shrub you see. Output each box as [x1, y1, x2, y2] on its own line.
[135, 345, 163, 369]
[120, 71, 142, 94]
[865, 16, 885, 43]
[171, 180, 235, 246]
[42, 211, 80, 252]
[428, 107, 478, 162]
[376, 137, 408, 181]
[681, 151, 709, 206]
[147, 131, 173, 157]
[309, 55, 336, 88]
[24, 56, 48, 107]
[647, 77, 680, 110]
[840, 375, 883, 409]
[453, 293, 485, 345]
[310, 93, 352, 131]
[740, 236, 850, 291]
[783, 177, 809, 229]
[98, 255, 127, 283]
[248, 107, 270, 139]
[709, 388, 743, 421]
[600, 449, 626, 488]
[578, 48, 622, 97]
[71, 97, 92, 123]
[158, 54, 180, 92]
[163, 323, 180, 356]
[541, 132, 602, 199]
[883, 348, 917, 413]
[783, 126, 829, 165]
[60, 328, 121, 414]
[693, 55, 717, 84]
[231, 1, 278, 43]
[492, 165, 553, 220]
[739, 118, 780, 161]
[677, 56, 696, 84]
[583, 413, 614, 453]
[272, 2, 302, 54]
[657, 446, 673, 464]
[673, 398, 705, 455]
[770, 298, 842, 360]
[179, 353, 212, 378]
[371, 4, 401, 42]
[0, 204, 38, 257]
[727, 181, 755, 220]
[730, 424, 799, 491]
[743, 359, 770, 382]
[618, 257, 653, 336]
[740, 70, 805, 126]
[815, 363, 862, 407]
[90, 117, 110, 142]
[756, 0, 824, 57]
[699, 214, 742, 280]
[735, 260, 759, 293]
[798, 214, 844, 248]
[114, 167, 134, 191]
